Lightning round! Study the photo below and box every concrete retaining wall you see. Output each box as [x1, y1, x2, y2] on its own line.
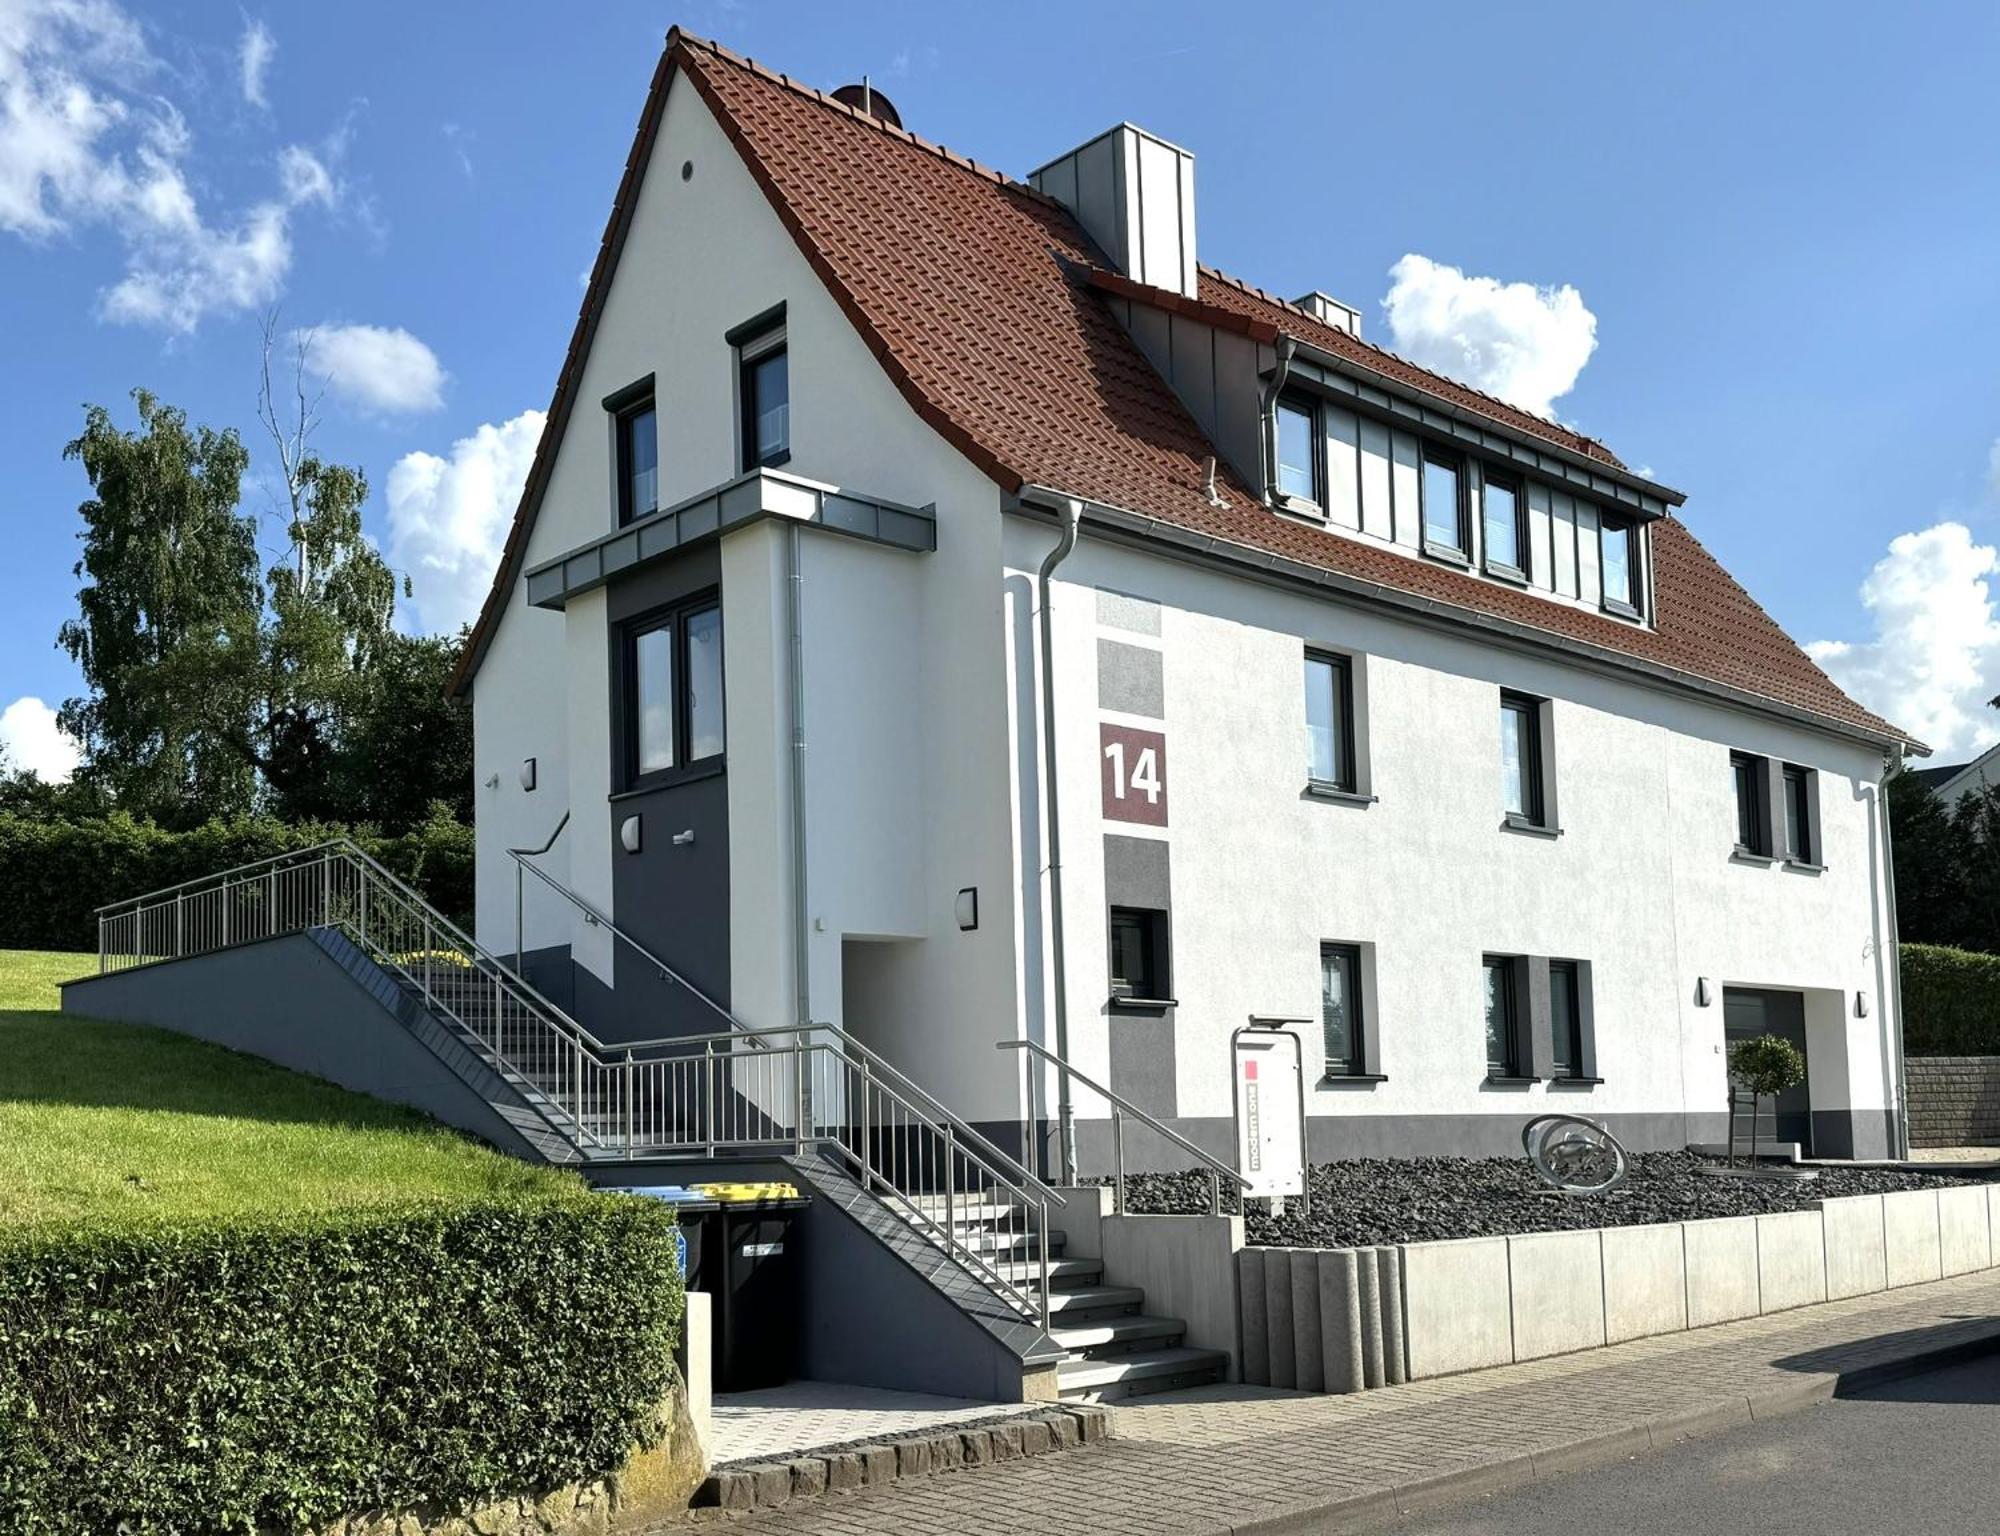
[1240, 1181, 2000, 1394]
[1905, 1057, 2000, 1148]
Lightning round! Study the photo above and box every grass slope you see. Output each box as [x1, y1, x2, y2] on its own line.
[0, 950, 572, 1228]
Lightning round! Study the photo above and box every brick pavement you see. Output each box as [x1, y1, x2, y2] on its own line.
[661, 1269, 2000, 1534]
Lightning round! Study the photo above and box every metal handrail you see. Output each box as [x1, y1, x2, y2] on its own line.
[998, 1038, 1254, 1216]
[94, 838, 352, 916]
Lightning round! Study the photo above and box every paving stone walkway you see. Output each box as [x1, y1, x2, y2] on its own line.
[710, 1382, 1040, 1466]
[664, 1269, 2000, 1533]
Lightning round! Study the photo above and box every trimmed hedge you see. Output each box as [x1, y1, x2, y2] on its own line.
[0, 1194, 681, 1533]
[1903, 942, 2000, 1056]
[0, 811, 472, 954]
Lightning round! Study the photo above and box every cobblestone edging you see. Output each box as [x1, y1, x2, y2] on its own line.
[1906, 1056, 2000, 1148]
[684, 1404, 1111, 1516]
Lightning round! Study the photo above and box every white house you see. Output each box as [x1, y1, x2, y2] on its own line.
[453, 29, 1922, 1172]
[1909, 739, 2000, 807]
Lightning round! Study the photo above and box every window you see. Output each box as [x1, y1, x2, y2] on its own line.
[606, 378, 659, 526]
[1422, 451, 1466, 555]
[1549, 961, 1583, 1079]
[1783, 764, 1815, 864]
[621, 596, 725, 789]
[1732, 752, 1770, 856]
[1601, 516, 1638, 613]
[1304, 650, 1355, 792]
[1109, 907, 1170, 1002]
[1276, 393, 1321, 504]
[1484, 957, 1522, 1077]
[1500, 692, 1546, 826]
[1482, 473, 1526, 574]
[739, 329, 789, 470]
[1321, 944, 1363, 1076]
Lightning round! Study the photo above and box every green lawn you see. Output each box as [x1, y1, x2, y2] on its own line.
[0, 949, 574, 1228]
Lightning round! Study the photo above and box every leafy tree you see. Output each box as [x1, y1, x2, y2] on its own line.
[58, 390, 262, 826]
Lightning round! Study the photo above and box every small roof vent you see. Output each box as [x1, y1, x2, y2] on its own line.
[831, 80, 902, 129]
[1295, 291, 1362, 338]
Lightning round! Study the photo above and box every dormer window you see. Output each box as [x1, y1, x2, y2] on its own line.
[1601, 516, 1639, 614]
[1482, 472, 1526, 577]
[1276, 392, 1321, 505]
[1422, 450, 1468, 559]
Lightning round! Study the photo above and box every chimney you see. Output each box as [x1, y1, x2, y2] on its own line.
[1295, 291, 1362, 338]
[1029, 124, 1197, 299]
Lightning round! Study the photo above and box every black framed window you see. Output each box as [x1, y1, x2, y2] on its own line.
[1484, 956, 1522, 1077]
[1276, 392, 1322, 504]
[740, 339, 789, 470]
[1321, 943, 1363, 1076]
[606, 377, 659, 527]
[1304, 650, 1356, 791]
[1732, 751, 1769, 855]
[1109, 906, 1170, 1001]
[1482, 472, 1526, 574]
[1500, 691, 1545, 825]
[1601, 516, 1638, 613]
[1783, 764, 1813, 864]
[1421, 450, 1467, 556]
[1549, 960, 1583, 1079]
[621, 594, 725, 790]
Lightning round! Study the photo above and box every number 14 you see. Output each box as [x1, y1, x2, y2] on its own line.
[1104, 740, 1161, 803]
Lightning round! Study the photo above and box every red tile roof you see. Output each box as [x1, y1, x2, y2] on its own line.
[453, 30, 1910, 751]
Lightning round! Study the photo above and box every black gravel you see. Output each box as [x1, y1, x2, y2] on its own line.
[1093, 1152, 1989, 1249]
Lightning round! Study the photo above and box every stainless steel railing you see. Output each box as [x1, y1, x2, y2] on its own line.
[96, 840, 1062, 1329]
[999, 1038, 1255, 1217]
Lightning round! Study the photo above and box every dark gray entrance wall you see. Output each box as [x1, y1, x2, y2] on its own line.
[599, 546, 731, 1045]
[59, 935, 552, 1161]
[1723, 986, 1812, 1151]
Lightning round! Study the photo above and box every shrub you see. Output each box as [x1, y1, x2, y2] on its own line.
[0, 1193, 680, 1534]
[1902, 942, 2000, 1055]
[0, 808, 472, 954]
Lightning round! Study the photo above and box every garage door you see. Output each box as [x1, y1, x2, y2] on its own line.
[1722, 987, 1811, 1154]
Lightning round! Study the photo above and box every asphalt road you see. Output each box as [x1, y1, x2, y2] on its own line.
[1363, 1353, 2000, 1536]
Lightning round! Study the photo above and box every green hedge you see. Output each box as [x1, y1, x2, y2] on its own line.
[0, 1193, 680, 1534]
[0, 811, 472, 954]
[1902, 942, 2000, 1056]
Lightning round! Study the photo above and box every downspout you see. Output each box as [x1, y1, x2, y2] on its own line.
[1037, 497, 1084, 1184]
[788, 524, 812, 1034]
[1879, 749, 1911, 1159]
[1258, 337, 1299, 504]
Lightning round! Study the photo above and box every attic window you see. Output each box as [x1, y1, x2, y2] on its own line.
[730, 308, 790, 471]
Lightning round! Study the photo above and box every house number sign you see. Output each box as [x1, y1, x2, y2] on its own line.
[1100, 723, 1167, 827]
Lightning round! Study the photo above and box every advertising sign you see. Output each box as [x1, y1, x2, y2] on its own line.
[1232, 1023, 1306, 1204]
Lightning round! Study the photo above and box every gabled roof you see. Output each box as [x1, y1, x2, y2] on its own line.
[452, 29, 1913, 753]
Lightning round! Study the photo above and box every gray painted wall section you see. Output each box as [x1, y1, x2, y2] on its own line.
[1103, 832, 1176, 1118]
[60, 935, 552, 1161]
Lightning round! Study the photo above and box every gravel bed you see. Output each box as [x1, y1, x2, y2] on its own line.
[1093, 1152, 1989, 1249]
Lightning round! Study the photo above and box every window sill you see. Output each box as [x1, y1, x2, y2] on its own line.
[1501, 814, 1561, 839]
[1108, 995, 1177, 1014]
[1484, 560, 1529, 586]
[1305, 782, 1376, 807]
[1548, 1076, 1604, 1087]
[1601, 598, 1642, 622]
[1483, 1074, 1538, 1087]
[1782, 858, 1826, 875]
[1320, 1072, 1387, 1086]
[1422, 543, 1471, 569]
[1274, 494, 1325, 523]
[1729, 848, 1776, 867]
[610, 758, 726, 801]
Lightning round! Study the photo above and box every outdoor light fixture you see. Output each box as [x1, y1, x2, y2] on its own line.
[1856, 991, 1870, 1018]
[1695, 977, 1713, 1008]
[620, 815, 641, 854]
[955, 887, 979, 931]
[518, 757, 537, 792]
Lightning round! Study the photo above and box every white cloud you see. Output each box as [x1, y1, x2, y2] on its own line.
[385, 410, 545, 633]
[305, 322, 446, 415]
[0, 0, 336, 331]
[1380, 253, 1598, 420]
[237, 15, 273, 107]
[1807, 522, 2000, 758]
[0, 696, 81, 782]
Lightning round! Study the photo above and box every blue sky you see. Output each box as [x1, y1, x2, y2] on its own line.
[4, 0, 1999, 777]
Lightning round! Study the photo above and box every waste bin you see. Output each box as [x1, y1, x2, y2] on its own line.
[691, 1186, 809, 1392]
[616, 1186, 718, 1286]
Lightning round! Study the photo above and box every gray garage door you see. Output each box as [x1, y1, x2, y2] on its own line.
[1722, 987, 1811, 1154]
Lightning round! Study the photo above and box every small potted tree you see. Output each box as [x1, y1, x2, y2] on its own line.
[1728, 1034, 1807, 1170]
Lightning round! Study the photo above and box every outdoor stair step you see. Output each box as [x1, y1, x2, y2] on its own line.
[1056, 1346, 1229, 1403]
[948, 1227, 1067, 1258]
[996, 1255, 1101, 1287]
[1044, 1284, 1146, 1318]
[1050, 1313, 1186, 1354]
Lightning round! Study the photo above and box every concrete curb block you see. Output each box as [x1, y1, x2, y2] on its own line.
[1205, 1328, 2000, 1536]
[690, 1404, 1111, 1513]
